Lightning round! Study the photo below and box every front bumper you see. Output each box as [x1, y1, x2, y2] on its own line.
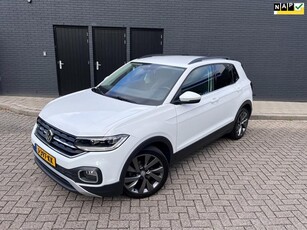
[31, 125, 135, 197]
[34, 156, 78, 193]
[34, 155, 122, 196]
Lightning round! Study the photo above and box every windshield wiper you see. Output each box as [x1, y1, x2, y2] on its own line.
[91, 87, 104, 95]
[92, 88, 136, 103]
[111, 95, 136, 104]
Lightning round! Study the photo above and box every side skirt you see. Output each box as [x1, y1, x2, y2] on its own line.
[171, 121, 234, 163]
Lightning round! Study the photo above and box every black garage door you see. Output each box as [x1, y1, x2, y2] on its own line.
[54, 26, 91, 95]
[130, 28, 163, 60]
[93, 27, 127, 85]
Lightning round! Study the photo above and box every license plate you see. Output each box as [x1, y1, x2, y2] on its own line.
[36, 145, 56, 167]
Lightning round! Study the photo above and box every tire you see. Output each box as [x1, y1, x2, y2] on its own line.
[123, 146, 169, 198]
[229, 108, 250, 140]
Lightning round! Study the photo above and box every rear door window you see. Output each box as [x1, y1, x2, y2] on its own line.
[213, 64, 239, 90]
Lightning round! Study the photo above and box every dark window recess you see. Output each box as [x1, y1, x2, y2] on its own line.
[35, 117, 83, 157]
[175, 63, 240, 101]
[181, 65, 215, 95]
[213, 64, 239, 90]
[233, 66, 239, 82]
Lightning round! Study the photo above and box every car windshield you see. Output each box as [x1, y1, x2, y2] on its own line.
[94, 62, 185, 105]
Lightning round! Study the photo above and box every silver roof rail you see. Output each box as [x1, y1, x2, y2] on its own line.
[188, 56, 230, 65]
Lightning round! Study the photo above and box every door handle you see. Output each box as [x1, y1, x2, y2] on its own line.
[96, 61, 101, 70]
[211, 97, 219, 103]
[58, 60, 64, 70]
[236, 86, 242, 92]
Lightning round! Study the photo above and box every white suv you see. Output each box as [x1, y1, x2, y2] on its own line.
[31, 55, 253, 198]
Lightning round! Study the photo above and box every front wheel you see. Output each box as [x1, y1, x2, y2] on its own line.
[229, 108, 250, 140]
[123, 146, 169, 198]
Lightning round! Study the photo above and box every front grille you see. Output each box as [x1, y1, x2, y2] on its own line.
[35, 117, 83, 157]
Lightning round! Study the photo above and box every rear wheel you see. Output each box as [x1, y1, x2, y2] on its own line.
[230, 108, 250, 140]
[123, 146, 168, 198]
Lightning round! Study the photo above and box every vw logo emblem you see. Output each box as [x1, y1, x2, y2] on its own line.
[45, 129, 53, 143]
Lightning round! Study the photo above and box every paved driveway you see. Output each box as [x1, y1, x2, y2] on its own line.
[1, 110, 307, 230]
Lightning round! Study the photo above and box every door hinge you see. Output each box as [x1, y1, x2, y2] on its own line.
[124, 40, 126, 45]
[160, 41, 163, 45]
[86, 32, 89, 37]
[87, 39, 89, 43]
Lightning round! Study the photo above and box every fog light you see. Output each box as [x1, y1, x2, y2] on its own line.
[78, 168, 99, 183]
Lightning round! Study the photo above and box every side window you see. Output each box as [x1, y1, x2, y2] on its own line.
[232, 65, 239, 83]
[181, 65, 215, 95]
[213, 64, 239, 90]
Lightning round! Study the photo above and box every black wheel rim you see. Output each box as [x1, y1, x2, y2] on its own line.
[236, 110, 249, 137]
[124, 154, 164, 194]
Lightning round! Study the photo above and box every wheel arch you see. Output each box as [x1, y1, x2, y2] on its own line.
[229, 100, 252, 140]
[239, 100, 252, 118]
[118, 136, 173, 193]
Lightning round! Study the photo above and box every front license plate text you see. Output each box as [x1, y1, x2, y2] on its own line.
[36, 145, 56, 167]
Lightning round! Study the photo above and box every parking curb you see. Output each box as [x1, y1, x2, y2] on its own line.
[0, 103, 39, 117]
[251, 114, 307, 120]
[1, 103, 307, 120]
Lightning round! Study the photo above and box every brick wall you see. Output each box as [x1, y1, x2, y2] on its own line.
[0, 0, 306, 100]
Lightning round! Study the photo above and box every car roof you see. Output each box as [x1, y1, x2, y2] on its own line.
[132, 55, 232, 68]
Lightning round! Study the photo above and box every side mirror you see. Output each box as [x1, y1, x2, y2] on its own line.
[178, 91, 201, 104]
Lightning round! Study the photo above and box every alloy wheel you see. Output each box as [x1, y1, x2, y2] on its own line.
[124, 154, 165, 194]
[236, 110, 249, 137]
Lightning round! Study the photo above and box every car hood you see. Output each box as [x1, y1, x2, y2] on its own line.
[39, 89, 153, 136]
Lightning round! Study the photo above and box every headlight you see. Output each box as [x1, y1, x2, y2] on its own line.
[75, 134, 129, 152]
